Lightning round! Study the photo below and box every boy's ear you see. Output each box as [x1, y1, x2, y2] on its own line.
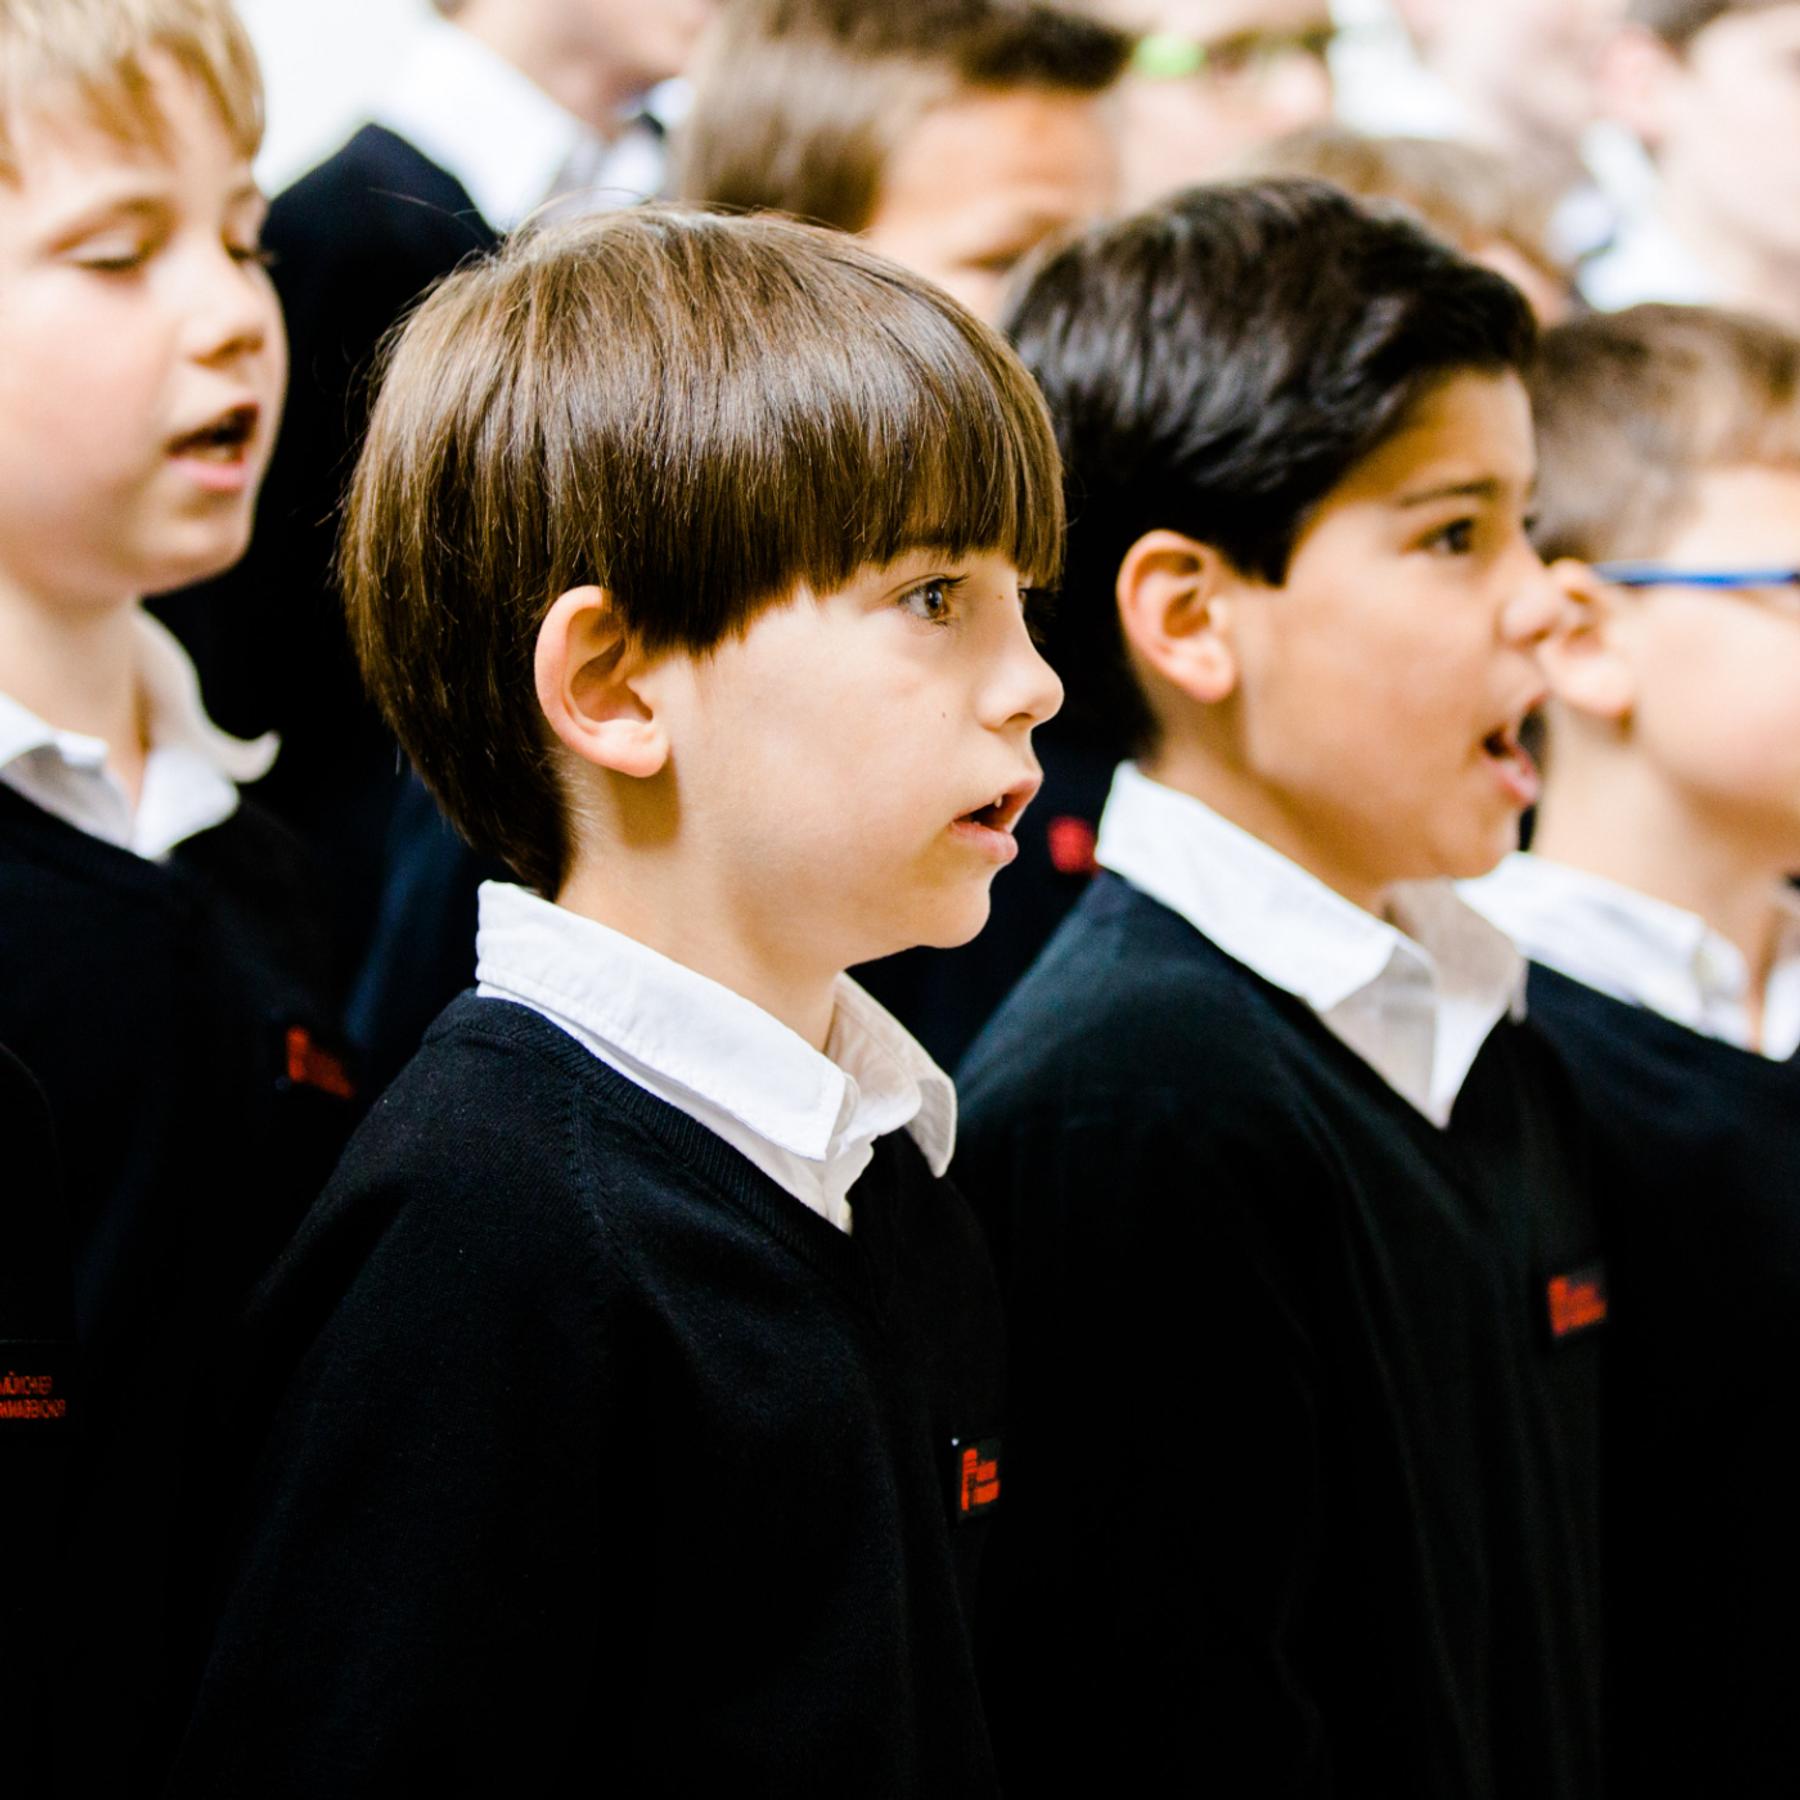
[1115, 529, 1241, 707]
[1537, 558, 1635, 723]
[534, 585, 669, 779]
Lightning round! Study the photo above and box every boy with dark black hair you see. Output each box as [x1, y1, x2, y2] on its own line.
[169, 205, 1064, 1796]
[956, 178, 1604, 1796]
[1466, 302, 1800, 1795]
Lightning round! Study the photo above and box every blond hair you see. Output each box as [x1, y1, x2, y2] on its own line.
[341, 206, 1065, 895]
[0, 0, 262, 180]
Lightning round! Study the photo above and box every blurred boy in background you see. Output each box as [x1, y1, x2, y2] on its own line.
[677, 0, 1126, 323]
[1589, 0, 1800, 325]
[1243, 124, 1577, 320]
[1337, 0, 1623, 263]
[0, 0, 354, 1788]
[156, 0, 717, 1024]
[1466, 302, 1800, 1795]
[1085, 0, 1335, 207]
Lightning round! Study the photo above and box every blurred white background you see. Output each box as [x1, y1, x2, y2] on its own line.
[241, 0, 434, 191]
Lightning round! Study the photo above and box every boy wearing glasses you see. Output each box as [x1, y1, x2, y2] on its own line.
[1092, 0, 1335, 206]
[1465, 302, 1800, 1796]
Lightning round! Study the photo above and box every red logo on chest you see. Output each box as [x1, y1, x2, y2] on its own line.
[953, 1437, 1002, 1518]
[1546, 1266, 1609, 1341]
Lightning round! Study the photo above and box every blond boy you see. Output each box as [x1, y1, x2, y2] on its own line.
[0, 3, 354, 1790]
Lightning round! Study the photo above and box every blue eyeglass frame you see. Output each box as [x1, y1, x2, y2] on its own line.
[1591, 562, 1800, 590]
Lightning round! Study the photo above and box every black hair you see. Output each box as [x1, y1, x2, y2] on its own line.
[1005, 177, 1537, 752]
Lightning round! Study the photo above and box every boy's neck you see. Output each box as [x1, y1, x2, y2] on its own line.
[1530, 756, 1794, 1006]
[1140, 744, 1392, 918]
[451, 6, 639, 141]
[555, 858, 841, 1053]
[0, 580, 148, 803]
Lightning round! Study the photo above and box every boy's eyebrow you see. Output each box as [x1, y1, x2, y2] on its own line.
[45, 190, 173, 240]
[43, 176, 262, 247]
[1396, 477, 1505, 508]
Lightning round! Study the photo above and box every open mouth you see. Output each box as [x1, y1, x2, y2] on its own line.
[956, 781, 1038, 835]
[168, 404, 258, 463]
[1481, 716, 1541, 805]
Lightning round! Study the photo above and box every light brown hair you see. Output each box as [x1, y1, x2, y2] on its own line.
[675, 0, 1129, 233]
[1629, 0, 1785, 47]
[0, 0, 262, 180]
[1529, 303, 1800, 565]
[341, 205, 1066, 896]
[1240, 127, 1566, 303]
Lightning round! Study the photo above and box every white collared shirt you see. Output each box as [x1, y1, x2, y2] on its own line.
[0, 612, 276, 861]
[375, 18, 665, 235]
[474, 882, 956, 1233]
[1095, 764, 1527, 1128]
[1578, 206, 1721, 313]
[1464, 853, 1800, 1061]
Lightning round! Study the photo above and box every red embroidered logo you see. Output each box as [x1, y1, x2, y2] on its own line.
[1046, 815, 1099, 877]
[0, 1343, 76, 1431]
[955, 1438, 1002, 1517]
[1546, 1266, 1609, 1341]
[284, 1026, 355, 1101]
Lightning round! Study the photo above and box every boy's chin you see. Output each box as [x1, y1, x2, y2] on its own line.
[874, 885, 995, 959]
[142, 526, 258, 600]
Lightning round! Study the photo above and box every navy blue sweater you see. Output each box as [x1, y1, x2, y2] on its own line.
[171, 997, 1005, 1797]
[0, 783, 355, 1796]
[955, 874, 1606, 1798]
[0, 1039, 72, 1793]
[1525, 964, 1800, 1796]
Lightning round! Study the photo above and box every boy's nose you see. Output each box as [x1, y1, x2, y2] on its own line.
[1007, 631, 1065, 730]
[1500, 547, 1564, 649]
[189, 247, 279, 367]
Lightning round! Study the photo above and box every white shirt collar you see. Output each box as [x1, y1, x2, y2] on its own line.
[1464, 852, 1800, 1061]
[375, 18, 604, 234]
[1577, 204, 1720, 313]
[0, 611, 276, 860]
[473, 881, 955, 1232]
[1095, 763, 1526, 1127]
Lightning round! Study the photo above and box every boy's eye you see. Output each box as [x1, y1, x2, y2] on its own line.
[73, 242, 150, 273]
[229, 240, 277, 270]
[1424, 518, 1477, 556]
[899, 576, 963, 625]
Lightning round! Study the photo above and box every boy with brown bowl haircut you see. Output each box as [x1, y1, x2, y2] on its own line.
[169, 206, 1064, 1797]
[956, 179, 1604, 1796]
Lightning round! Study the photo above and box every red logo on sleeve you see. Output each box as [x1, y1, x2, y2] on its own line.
[1546, 1265, 1609, 1341]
